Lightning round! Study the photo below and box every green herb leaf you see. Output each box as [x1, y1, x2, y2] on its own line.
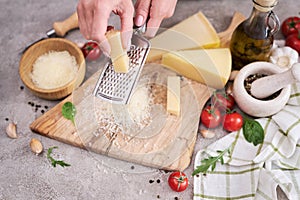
[243, 118, 264, 146]
[47, 146, 71, 168]
[54, 160, 71, 167]
[192, 146, 231, 176]
[62, 102, 76, 124]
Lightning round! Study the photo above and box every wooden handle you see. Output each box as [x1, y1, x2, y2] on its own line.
[251, 63, 300, 99]
[53, 12, 78, 37]
[217, 12, 246, 48]
[222, 12, 245, 34]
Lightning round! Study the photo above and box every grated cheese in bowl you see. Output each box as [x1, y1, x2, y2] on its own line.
[30, 50, 78, 89]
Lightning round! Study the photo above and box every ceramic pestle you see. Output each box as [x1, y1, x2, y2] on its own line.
[251, 63, 300, 99]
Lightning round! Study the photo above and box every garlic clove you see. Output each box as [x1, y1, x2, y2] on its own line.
[200, 129, 216, 139]
[226, 82, 234, 96]
[30, 138, 43, 155]
[6, 122, 18, 139]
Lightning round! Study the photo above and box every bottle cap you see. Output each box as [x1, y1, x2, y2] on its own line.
[253, 0, 278, 12]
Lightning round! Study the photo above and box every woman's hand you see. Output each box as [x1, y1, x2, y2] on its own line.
[134, 0, 178, 37]
[77, 0, 134, 54]
[77, 0, 178, 54]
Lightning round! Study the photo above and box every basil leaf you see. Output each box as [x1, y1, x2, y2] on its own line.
[62, 102, 76, 124]
[243, 118, 264, 146]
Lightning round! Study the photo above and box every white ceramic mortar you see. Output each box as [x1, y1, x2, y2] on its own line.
[233, 61, 291, 117]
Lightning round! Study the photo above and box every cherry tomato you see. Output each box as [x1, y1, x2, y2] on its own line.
[81, 41, 102, 61]
[223, 112, 243, 132]
[281, 16, 300, 37]
[168, 171, 188, 192]
[211, 92, 235, 111]
[200, 106, 222, 128]
[285, 33, 300, 54]
[80, 26, 114, 61]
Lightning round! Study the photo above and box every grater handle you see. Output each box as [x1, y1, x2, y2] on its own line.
[133, 14, 151, 35]
[134, 23, 147, 35]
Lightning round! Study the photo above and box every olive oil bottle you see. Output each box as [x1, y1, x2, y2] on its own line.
[230, 0, 280, 70]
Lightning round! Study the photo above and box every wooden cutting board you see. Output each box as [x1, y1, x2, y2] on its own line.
[30, 12, 245, 171]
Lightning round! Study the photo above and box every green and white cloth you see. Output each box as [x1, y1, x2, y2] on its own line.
[194, 82, 300, 200]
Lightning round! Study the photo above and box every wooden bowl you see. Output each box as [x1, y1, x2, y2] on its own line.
[19, 38, 86, 100]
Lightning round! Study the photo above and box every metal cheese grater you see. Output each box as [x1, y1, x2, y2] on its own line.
[93, 27, 150, 105]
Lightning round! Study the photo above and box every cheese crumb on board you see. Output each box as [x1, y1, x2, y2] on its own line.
[31, 50, 78, 89]
[167, 76, 180, 116]
[106, 30, 129, 73]
[146, 11, 220, 62]
[161, 48, 231, 89]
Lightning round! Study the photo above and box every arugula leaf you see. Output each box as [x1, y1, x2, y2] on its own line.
[192, 147, 231, 176]
[243, 117, 264, 146]
[47, 146, 71, 168]
[62, 102, 76, 124]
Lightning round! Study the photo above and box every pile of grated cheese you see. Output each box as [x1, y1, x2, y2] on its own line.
[31, 50, 78, 89]
[94, 85, 153, 137]
[127, 86, 152, 125]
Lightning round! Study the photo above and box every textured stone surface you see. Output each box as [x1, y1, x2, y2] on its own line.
[1, 0, 299, 199]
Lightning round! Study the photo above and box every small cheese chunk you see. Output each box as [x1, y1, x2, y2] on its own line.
[147, 11, 220, 62]
[167, 76, 181, 116]
[161, 48, 232, 89]
[106, 30, 129, 73]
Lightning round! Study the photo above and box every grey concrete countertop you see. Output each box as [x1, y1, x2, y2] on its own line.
[1, 0, 299, 199]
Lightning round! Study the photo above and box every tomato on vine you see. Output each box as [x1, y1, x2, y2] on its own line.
[211, 91, 235, 112]
[200, 106, 222, 128]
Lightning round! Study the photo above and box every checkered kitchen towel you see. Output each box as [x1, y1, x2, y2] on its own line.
[194, 82, 300, 200]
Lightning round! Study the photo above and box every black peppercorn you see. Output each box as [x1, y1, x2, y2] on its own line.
[149, 179, 154, 184]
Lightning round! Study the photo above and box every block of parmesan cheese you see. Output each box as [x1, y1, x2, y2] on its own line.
[161, 48, 231, 89]
[106, 30, 129, 73]
[147, 11, 220, 62]
[167, 76, 181, 116]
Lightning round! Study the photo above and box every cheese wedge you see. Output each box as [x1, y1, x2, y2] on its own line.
[106, 30, 129, 73]
[147, 11, 220, 62]
[167, 76, 181, 116]
[161, 48, 231, 89]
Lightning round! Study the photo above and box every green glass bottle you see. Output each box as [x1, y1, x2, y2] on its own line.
[230, 0, 280, 70]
